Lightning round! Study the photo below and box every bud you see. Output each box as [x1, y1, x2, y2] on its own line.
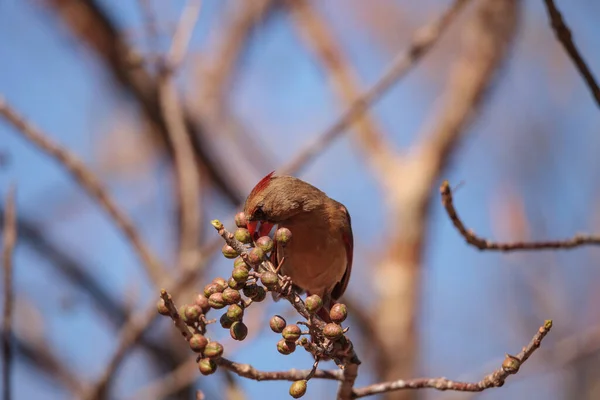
[282, 325, 301, 342]
[220, 313, 233, 329]
[255, 236, 274, 253]
[226, 304, 244, 322]
[329, 303, 348, 324]
[221, 244, 238, 259]
[222, 288, 241, 305]
[234, 212, 247, 228]
[323, 323, 343, 340]
[234, 228, 252, 244]
[232, 267, 249, 283]
[198, 358, 217, 375]
[247, 247, 265, 265]
[203, 283, 221, 298]
[274, 227, 292, 245]
[195, 295, 210, 314]
[204, 341, 224, 358]
[228, 276, 245, 290]
[289, 380, 307, 398]
[157, 299, 169, 316]
[184, 305, 202, 322]
[260, 271, 278, 290]
[212, 277, 228, 292]
[269, 315, 287, 333]
[230, 321, 248, 341]
[305, 295, 323, 314]
[277, 339, 296, 355]
[208, 293, 226, 309]
[242, 283, 259, 298]
[189, 334, 208, 353]
[253, 286, 267, 302]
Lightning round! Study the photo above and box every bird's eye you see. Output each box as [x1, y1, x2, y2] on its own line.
[253, 205, 266, 220]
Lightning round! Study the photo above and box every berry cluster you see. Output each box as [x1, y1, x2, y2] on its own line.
[158, 212, 354, 398]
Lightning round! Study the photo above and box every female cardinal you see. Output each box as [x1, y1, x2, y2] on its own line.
[243, 172, 353, 321]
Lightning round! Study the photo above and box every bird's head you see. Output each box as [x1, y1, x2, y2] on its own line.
[243, 172, 325, 239]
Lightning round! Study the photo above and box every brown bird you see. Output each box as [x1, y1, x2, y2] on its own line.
[243, 172, 353, 321]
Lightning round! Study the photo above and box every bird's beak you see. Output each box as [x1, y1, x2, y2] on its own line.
[247, 220, 274, 241]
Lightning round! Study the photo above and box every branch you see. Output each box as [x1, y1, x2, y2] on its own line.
[542, 0, 600, 107]
[217, 357, 342, 382]
[279, 0, 471, 176]
[158, 0, 203, 271]
[440, 181, 600, 250]
[0, 96, 166, 286]
[352, 320, 553, 398]
[2, 186, 16, 400]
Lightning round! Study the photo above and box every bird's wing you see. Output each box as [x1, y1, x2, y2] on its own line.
[331, 205, 353, 301]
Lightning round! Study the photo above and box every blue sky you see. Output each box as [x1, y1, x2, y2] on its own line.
[2, 1, 600, 399]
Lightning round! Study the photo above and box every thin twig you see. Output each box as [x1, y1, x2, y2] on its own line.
[159, 0, 203, 271]
[352, 320, 552, 398]
[0, 96, 166, 286]
[2, 187, 16, 400]
[542, 0, 600, 107]
[440, 181, 600, 250]
[279, 0, 471, 175]
[216, 357, 342, 382]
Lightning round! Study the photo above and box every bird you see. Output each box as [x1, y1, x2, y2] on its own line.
[243, 172, 353, 321]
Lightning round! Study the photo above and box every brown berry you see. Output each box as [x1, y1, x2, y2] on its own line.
[230, 321, 248, 341]
[203, 283, 221, 298]
[305, 295, 323, 314]
[221, 244, 238, 259]
[198, 358, 217, 375]
[253, 286, 267, 302]
[247, 247, 265, 265]
[323, 323, 343, 340]
[208, 293, 226, 309]
[189, 334, 208, 353]
[234, 212, 247, 228]
[255, 236, 274, 253]
[184, 305, 201, 322]
[157, 299, 169, 316]
[226, 304, 244, 321]
[289, 380, 307, 398]
[269, 315, 287, 333]
[330, 303, 348, 324]
[233, 256, 247, 270]
[242, 283, 259, 298]
[195, 295, 210, 314]
[204, 341, 224, 358]
[282, 324, 301, 342]
[260, 271, 278, 290]
[274, 227, 292, 245]
[178, 305, 188, 323]
[222, 288, 241, 305]
[212, 277, 228, 292]
[502, 355, 520, 374]
[228, 276, 245, 290]
[220, 313, 233, 329]
[232, 267, 249, 283]
[277, 339, 296, 355]
[234, 228, 252, 244]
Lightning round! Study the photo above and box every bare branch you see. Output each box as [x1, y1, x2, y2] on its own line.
[217, 357, 342, 382]
[2, 186, 16, 400]
[288, 0, 395, 176]
[279, 0, 471, 176]
[440, 181, 600, 251]
[543, 0, 600, 107]
[158, 0, 203, 271]
[0, 96, 166, 286]
[352, 320, 552, 398]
